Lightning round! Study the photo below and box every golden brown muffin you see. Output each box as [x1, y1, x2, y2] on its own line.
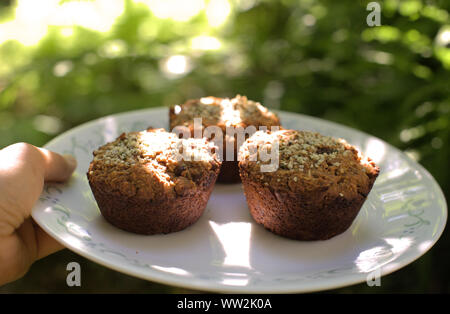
[238, 129, 379, 240]
[169, 95, 280, 183]
[87, 128, 221, 235]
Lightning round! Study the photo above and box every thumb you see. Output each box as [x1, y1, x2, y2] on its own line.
[37, 148, 77, 182]
[0, 143, 77, 233]
[0, 143, 77, 183]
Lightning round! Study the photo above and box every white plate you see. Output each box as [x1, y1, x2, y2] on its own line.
[32, 107, 447, 293]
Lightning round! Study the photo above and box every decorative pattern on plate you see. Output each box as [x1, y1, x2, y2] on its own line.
[31, 107, 447, 293]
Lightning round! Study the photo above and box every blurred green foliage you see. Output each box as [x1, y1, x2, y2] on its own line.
[0, 0, 449, 293]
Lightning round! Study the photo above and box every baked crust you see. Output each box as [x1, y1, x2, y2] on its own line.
[239, 129, 379, 240]
[89, 169, 218, 234]
[169, 95, 280, 183]
[87, 128, 221, 234]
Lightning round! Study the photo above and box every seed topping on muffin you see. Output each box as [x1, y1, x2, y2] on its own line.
[239, 129, 379, 194]
[88, 128, 220, 199]
[170, 94, 279, 129]
[238, 129, 380, 240]
[240, 129, 375, 171]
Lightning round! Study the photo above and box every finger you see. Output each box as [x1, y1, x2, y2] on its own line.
[36, 148, 77, 182]
[34, 222, 65, 260]
[15, 219, 64, 264]
[0, 143, 77, 183]
[0, 143, 77, 233]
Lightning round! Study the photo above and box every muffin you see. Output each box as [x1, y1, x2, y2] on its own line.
[169, 95, 280, 183]
[238, 129, 379, 240]
[87, 128, 221, 235]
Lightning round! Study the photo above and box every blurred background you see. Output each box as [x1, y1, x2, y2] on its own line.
[0, 0, 449, 293]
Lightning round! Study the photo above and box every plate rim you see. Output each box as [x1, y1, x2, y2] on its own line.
[31, 106, 448, 293]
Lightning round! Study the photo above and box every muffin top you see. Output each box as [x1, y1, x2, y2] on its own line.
[170, 94, 280, 130]
[88, 128, 221, 200]
[239, 129, 379, 197]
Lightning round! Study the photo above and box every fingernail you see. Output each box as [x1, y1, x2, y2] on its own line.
[62, 154, 77, 171]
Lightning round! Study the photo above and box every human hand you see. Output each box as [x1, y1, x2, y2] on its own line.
[0, 143, 77, 285]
